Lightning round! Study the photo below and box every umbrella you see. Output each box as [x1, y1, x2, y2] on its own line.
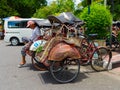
[3, 16, 21, 20]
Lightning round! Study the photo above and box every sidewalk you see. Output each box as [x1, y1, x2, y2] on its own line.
[111, 49, 120, 66]
[108, 49, 120, 75]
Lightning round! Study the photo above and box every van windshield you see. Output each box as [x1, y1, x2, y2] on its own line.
[8, 21, 28, 28]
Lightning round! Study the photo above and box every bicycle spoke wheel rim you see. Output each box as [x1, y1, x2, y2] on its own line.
[50, 59, 80, 83]
[91, 47, 111, 71]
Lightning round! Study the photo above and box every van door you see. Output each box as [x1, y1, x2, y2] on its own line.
[17, 20, 32, 39]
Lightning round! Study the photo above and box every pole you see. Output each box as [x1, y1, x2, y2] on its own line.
[88, 5, 90, 14]
[104, 0, 107, 7]
[88, 0, 92, 14]
[109, 0, 114, 48]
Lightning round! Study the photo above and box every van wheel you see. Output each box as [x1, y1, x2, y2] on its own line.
[10, 38, 19, 46]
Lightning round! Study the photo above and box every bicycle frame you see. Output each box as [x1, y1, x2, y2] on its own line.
[80, 35, 99, 64]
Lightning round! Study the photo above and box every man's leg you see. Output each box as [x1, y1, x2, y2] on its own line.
[18, 46, 27, 68]
[20, 56, 26, 65]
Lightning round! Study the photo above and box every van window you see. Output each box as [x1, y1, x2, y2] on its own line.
[8, 21, 28, 28]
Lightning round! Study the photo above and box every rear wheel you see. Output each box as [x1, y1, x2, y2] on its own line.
[10, 37, 19, 46]
[91, 47, 112, 71]
[50, 59, 80, 83]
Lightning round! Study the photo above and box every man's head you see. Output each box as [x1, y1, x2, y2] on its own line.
[26, 20, 36, 29]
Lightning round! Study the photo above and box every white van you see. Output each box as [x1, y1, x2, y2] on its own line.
[4, 18, 43, 46]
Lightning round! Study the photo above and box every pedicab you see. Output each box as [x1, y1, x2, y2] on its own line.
[28, 12, 112, 83]
[28, 12, 85, 83]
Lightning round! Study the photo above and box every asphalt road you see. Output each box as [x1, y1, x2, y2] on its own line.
[0, 40, 120, 90]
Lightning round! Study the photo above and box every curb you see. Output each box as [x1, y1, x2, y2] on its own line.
[110, 54, 120, 69]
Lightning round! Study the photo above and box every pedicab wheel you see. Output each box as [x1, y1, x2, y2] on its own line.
[50, 59, 80, 83]
[31, 52, 47, 71]
[91, 47, 112, 72]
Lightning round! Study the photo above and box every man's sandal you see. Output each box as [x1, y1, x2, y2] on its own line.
[18, 64, 26, 68]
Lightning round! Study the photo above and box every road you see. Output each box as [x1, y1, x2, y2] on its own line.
[0, 40, 120, 90]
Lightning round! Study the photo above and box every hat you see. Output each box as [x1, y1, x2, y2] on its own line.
[26, 20, 35, 27]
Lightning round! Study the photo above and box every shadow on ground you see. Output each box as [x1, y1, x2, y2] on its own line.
[6, 43, 24, 46]
[37, 71, 91, 84]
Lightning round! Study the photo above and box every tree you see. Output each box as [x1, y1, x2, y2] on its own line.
[107, 0, 120, 20]
[80, 3, 112, 39]
[81, 0, 103, 8]
[0, 0, 47, 18]
[33, 1, 58, 18]
[0, 0, 19, 18]
[81, 0, 120, 20]
[33, 0, 75, 18]
[7, 0, 47, 18]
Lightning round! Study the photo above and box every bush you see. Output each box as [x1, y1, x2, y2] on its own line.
[80, 3, 112, 39]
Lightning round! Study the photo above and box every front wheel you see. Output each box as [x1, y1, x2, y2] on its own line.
[50, 59, 80, 83]
[91, 47, 112, 72]
[31, 51, 47, 70]
[10, 37, 19, 46]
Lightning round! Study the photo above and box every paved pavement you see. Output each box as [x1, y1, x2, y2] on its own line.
[1, 38, 120, 76]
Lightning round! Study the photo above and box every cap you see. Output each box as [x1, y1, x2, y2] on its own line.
[26, 20, 35, 27]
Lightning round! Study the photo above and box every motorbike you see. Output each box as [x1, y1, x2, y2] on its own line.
[106, 33, 120, 50]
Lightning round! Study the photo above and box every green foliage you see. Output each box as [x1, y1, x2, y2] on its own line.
[33, 2, 58, 18]
[81, 0, 103, 8]
[80, 3, 112, 39]
[33, 0, 75, 18]
[113, 4, 120, 20]
[36, 46, 43, 53]
[56, 0, 75, 12]
[7, 0, 47, 18]
[107, 0, 120, 20]
[0, 0, 19, 17]
[0, 0, 47, 18]
[81, 0, 120, 21]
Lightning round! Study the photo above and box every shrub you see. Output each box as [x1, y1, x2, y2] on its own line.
[80, 3, 112, 39]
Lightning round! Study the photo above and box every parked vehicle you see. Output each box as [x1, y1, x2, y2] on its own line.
[0, 19, 4, 39]
[3, 18, 44, 46]
[106, 33, 120, 50]
[106, 22, 120, 50]
[26, 12, 112, 83]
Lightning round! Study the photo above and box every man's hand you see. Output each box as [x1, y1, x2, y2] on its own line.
[24, 41, 33, 50]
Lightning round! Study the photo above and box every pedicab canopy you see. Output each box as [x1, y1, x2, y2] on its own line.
[47, 12, 85, 37]
[47, 12, 84, 25]
[34, 19, 52, 28]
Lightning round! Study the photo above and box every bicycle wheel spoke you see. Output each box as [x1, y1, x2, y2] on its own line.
[50, 59, 80, 83]
[91, 47, 112, 71]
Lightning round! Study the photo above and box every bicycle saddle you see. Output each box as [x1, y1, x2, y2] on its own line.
[88, 34, 98, 39]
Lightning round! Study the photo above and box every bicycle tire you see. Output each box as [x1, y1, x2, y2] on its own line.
[50, 59, 80, 83]
[91, 47, 112, 72]
[31, 51, 47, 70]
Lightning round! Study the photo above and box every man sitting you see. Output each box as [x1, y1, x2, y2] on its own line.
[18, 20, 42, 68]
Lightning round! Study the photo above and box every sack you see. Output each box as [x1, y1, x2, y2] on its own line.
[64, 37, 83, 47]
